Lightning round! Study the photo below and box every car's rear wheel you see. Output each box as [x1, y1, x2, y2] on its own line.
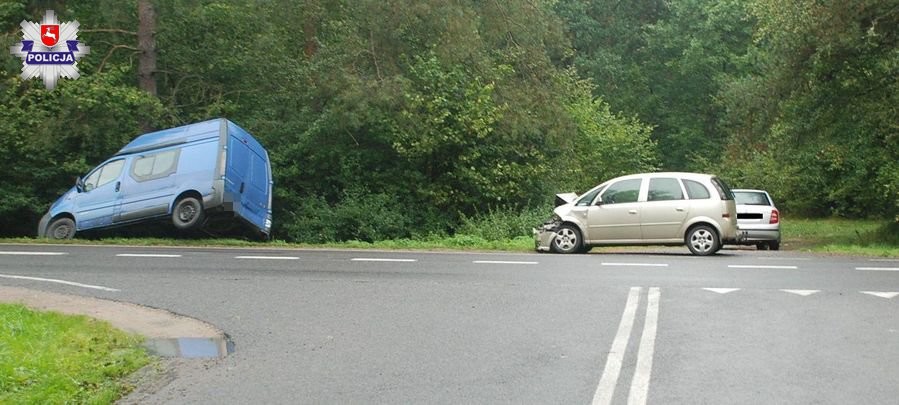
[172, 196, 205, 230]
[46, 217, 75, 240]
[756, 242, 769, 250]
[551, 224, 582, 254]
[686, 225, 719, 256]
[768, 240, 780, 251]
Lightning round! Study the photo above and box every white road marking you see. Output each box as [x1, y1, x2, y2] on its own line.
[0, 274, 119, 292]
[728, 265, 798, 269]
[116, 253, 182, 258]
[235, 256, 299, 260]
[757, 257, 811, 261]
[601, 263, 669, 267]
[351, 258, 416, 262]
[869, 259, 899, 262]
[860, 291, 899, 299]
[703, 288, 740, 294]
[0, 251, 67, 256]
[855, 267, 899, 271]
[628, 287, 660, 405]
[472, 260, 538, 265]
[781, 289, 820, 296]
[593, 287, 641, 405]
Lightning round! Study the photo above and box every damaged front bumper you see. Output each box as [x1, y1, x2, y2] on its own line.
[533, 216, 562, 252]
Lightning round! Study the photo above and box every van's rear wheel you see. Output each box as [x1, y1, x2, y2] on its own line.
[172, 197, 204, 230]
[686, 225, 719, 256]
[47, 218, 75, 240]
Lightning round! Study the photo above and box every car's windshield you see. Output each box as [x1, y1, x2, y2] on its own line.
[734, 191, 771, 206]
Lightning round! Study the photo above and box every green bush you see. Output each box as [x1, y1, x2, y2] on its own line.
[277, 190, 414, 243]
[456, 205, 549, 241]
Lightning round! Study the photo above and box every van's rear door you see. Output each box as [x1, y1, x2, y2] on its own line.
[225, 122, 270, 232]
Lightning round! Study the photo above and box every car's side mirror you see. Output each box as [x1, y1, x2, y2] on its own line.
[75, 177, 84, 193]
[594, 197, 604, 206]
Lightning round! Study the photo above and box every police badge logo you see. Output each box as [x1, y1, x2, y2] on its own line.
[9, 10, 91, 90]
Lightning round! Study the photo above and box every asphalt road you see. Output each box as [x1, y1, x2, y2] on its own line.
[1, 244, 897, 404]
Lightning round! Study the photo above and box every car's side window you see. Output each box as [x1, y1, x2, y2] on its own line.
[684, 180, 711, 199]
[647, 178, 684, 201]
[85, 159, 125, 192]
[130, 149, 180, 182]
[601, 179, 641, 204]
[576, 187, 603, 206]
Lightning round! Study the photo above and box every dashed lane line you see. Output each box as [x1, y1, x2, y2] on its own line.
[235, 256, 300, 260]
[351, 258, 417, 262]
[116, 254, 183, 258]
[855, 267, 899, 271]
[602, 263, 669, 267]
[0, 251, 67, 256]
[0, 274, 119, 292]
[472, 260, 539, 265]
[728, 265, 798, 270]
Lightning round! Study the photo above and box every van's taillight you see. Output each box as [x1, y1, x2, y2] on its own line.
[770, 209, 780, 224]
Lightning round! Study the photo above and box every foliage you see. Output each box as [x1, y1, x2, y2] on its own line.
[0, 0, 895, 241]
[0, 304, 150, 404]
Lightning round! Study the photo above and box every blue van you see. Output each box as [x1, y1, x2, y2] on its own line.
[37, 118, 273, 239]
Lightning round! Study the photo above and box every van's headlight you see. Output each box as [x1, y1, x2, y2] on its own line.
[264, 218, 272, 230]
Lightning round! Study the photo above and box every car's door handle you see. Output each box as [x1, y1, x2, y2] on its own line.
[240, 182, 245, 193]
[628, 210, 638, 215]
[676, 207, 685, 212]
[114, 181, 120, 192]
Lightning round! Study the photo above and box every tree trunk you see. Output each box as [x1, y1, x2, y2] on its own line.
[137, 0, 157, 97]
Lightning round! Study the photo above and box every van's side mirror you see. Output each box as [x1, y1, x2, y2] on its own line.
[75, 177, 84, 193]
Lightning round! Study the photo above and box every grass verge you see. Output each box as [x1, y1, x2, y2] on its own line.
[782, 218, 899, 257]
[1, 218, 896, 257]
[0, 304, 151, 404]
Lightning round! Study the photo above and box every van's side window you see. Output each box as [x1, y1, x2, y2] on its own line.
[647, 178, 685, 201]
[684, 179, 711, 199]
[84, 159, 125, 192]
[130, 149, 180, 182]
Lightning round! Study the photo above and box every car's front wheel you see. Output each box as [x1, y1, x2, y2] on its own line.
[551, 224, 582, 254]
[686, 225, 719, 256]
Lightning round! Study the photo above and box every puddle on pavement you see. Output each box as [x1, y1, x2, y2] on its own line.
[144, 336, 234, 358]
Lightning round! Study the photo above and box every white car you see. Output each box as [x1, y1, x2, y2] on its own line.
[732, 189, 781, 250]
[534, 172, 743, 256]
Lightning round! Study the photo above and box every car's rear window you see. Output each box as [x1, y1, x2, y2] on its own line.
[734, 191, 771, 206]
[710, 177, 735, 200]
[684, 179, 711, 199]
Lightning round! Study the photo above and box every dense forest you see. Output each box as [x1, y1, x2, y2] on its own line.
[1, 0, 897, 240]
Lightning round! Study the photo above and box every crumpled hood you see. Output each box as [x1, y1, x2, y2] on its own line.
[555, 193, 577, 207]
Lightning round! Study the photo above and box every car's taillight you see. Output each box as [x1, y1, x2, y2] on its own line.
[770, 209, 780, 224]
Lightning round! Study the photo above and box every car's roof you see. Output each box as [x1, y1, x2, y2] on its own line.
[608, 172, 719, 181]
[732, 189, 768, 193]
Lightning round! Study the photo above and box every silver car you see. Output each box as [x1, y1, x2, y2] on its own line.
[732, 189, 781, 250]
[534, 172, 742, 256]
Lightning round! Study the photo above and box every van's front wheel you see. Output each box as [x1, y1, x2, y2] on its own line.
[172, 197, 204, 230]
[46, 218, 75, 240]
